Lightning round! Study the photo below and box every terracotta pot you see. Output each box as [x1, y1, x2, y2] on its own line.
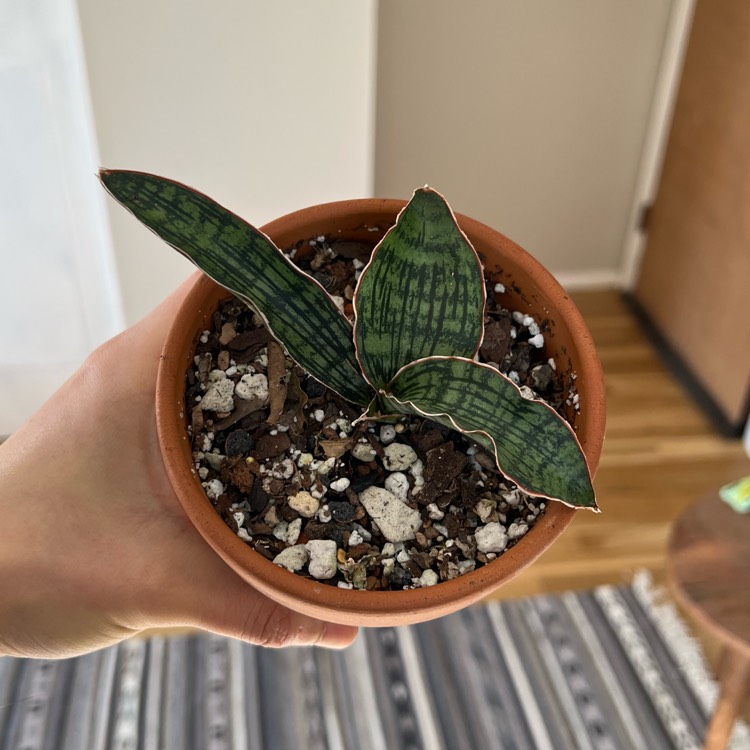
[156, 198, 606, 627]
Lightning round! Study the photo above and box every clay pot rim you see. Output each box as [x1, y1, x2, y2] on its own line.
[156, 197, 606, 625]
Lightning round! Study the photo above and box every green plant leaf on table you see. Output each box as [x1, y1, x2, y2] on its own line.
[381, 356, 597, 510]
[354, 187, 485, 389]
[99, 169, 374, 406]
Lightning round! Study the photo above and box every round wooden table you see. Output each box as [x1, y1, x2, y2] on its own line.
[667, 492, 750, 749]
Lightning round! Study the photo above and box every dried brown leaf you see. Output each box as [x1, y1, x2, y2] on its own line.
[319, 437, 356, 459]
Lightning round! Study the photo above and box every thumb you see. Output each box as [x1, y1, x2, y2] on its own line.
[151, 543, 359, 650]
[202, 582, 359, 650]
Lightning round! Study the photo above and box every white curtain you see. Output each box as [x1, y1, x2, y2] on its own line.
[0, 0, 123, 434]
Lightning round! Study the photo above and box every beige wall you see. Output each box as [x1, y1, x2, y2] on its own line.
[375, 0, 672, 284]
[77, 0, 377, 325]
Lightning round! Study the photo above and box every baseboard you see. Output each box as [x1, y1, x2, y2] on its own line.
[625, 293, 747, 438]
[551, 268, 624, 292]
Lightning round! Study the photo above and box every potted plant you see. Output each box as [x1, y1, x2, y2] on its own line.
[100, 171, 606, 626]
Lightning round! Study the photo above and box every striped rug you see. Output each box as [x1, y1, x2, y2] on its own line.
[1, 572, 748, 750]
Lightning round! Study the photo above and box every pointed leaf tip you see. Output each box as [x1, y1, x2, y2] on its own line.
[386, 356, 597, 509]
[354, 187, 485, 389]
[100, 170, 374, 405]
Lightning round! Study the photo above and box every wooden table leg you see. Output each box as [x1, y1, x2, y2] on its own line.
[705, 648, 750, 749]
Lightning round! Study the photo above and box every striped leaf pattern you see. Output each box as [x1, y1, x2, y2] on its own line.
[354, 187, 485, 389]
[385, 356, 597, 509]
[100, 170, 374, 406]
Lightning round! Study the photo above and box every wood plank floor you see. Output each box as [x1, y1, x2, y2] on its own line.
[488, 289, 750, 601]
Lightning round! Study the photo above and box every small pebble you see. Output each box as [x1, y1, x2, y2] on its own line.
[507, 521, 529, 540]
[419, 569, 439, 587]
[351, 523, 372, 542]
[494, 282, 505, 293]
[384, 472, 410, 501]
[330, 477, 351, 493]
[379, 425, 397, 444]
[306, 540, 338, 580]
[200, 379, 235, 412]
[352, 441, 377, 462]
[316, 457, 336, 475]
[273, 545, 309, 572]
[475, 522, 508, 553]
[427, 503, 444, 521]
[359, 486, 421, 543]
[205, 453, 224, 471]
[235, 373, 269, 401]
[288, 491, 320, 518]
[286, 518, 303, 545]
[382, 443, 418, 471]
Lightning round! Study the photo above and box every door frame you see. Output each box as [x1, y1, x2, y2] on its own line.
[620, 0, 697, 290]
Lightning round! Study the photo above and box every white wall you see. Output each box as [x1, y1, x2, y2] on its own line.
[374, 0, 673, 286]
[76, 0, 378, 325]
[0, 0, 123, 434]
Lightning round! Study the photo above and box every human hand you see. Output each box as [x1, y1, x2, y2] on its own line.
[0, 275, 358, 658]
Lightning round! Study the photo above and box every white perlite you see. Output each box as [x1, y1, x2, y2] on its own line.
[202, 479, 225, 500]
[288, 490, 319, 518]
[351, 441, 377, 462]
[419, 569, 439, 587]
[384, 472, 409, 501]
[200, 379, 235, 412]
[273, 545, 309, 572]
[507, 521, 528, 540]
[475, 522, 508, 553]
[274, 517, 302, 545]
[329, 477, 350, 493]
[528, 333, 545, 349]
[382, 443, 418, 471]
[235, 373, 269, 401]
[305, 540, 338, 580]
[359, 486, 421, 543]
[316, 457, 336, 475]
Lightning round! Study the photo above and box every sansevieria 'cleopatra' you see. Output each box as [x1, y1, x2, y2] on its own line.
[100, 171, 597, 510]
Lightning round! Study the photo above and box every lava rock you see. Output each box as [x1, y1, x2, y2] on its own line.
[329, 500, 357, 524]
[225, 429, 255, 457]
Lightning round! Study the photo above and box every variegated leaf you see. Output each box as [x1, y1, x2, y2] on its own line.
[100, 170, 374, 405]
[384, 356, 597, 509]
[353, 187, 485, 389]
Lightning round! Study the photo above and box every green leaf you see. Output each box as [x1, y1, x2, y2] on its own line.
[100, 170, 374, 406]
[384, 356, 597, 509]
[353, 187, 485, 389]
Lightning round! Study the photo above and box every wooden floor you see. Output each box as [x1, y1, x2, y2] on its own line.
[489, 289, 750, 601]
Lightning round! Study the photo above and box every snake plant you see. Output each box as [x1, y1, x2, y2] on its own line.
[100, 170, 596, 509]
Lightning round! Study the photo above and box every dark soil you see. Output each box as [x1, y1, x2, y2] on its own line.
[186, 237, 574, 591]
